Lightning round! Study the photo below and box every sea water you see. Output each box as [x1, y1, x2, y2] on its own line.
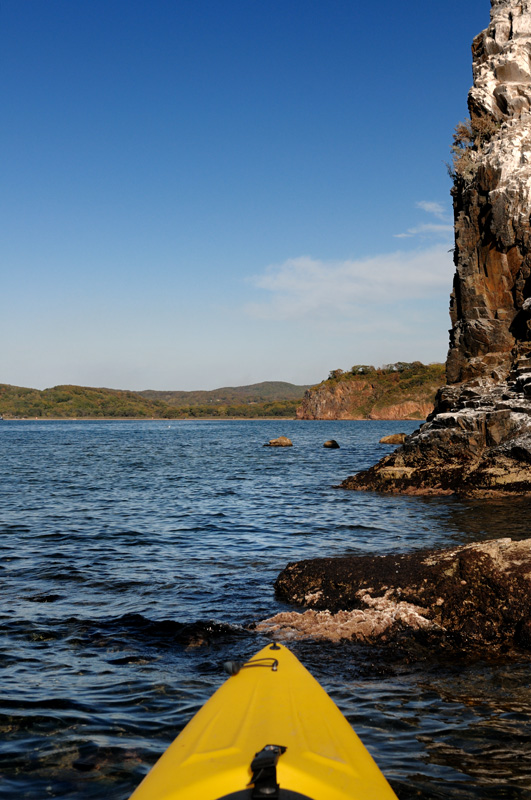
[1, 419, 530, 799]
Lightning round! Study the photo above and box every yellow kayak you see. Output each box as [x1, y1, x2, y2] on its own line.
[129, 642, 398, 800]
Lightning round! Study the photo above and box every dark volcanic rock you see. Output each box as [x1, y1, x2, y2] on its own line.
[341, 388, 531, 496]
[342, 0, 531, 497]
[265, 538, 531, 654]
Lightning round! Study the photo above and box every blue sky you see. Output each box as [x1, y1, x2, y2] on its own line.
[2, 0, 490, 390]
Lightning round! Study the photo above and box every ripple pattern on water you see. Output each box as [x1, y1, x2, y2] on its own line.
[1, 419, 530, 799]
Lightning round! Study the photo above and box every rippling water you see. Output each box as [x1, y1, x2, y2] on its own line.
[1, 419, 530, 799]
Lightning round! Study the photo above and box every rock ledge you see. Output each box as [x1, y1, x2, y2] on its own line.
[267, 538, 531, 654]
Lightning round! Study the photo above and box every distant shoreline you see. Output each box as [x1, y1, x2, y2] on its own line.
[1, 417, 299, 422]
[0, 416, 420, 422]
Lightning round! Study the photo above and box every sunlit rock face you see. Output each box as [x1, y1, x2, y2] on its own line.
[342, 0, 531, 496]
[296, 379, 434, 420]
[449, 0, 531, 383]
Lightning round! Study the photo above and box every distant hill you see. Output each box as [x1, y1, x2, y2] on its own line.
[139, 381, 312, 407]
[0, 384, 169, 419]
[0, 371, 443, 420]
[0, 381, 311, 419]
[296, 362, 445, 420]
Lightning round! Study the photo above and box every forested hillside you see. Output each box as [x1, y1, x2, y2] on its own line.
[0, 370, 445, 420]
[0, 382, 308, 419]
[139, 381, 311, 406]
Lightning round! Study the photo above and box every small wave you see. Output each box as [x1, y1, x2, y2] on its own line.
[0, 696, 91, 713]
[110, 613, 247, 648]
[1, 614, 249, 651]
[1, 524, 31, 533]
[22, 593, 64, 603]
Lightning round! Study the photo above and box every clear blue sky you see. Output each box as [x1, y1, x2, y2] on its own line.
[2, 0, 489, 390]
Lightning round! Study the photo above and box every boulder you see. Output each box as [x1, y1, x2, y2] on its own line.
[264, 538, 531, 655]
[379, 433, 407, 444]
[323, 439, 340, 448]
[263, 436, 293, 447]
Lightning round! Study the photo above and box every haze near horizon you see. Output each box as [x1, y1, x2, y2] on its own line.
[1, 0, 489, 391]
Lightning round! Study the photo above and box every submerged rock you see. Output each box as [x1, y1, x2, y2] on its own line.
[342, 0, 531, 497]
[270, 538, 531, 654]
[263, 436, 293, 447]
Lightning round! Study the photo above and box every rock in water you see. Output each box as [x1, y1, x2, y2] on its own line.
[323, 439, 340, 448]
[379, 433, 407, 445]
[270, 538, 531, 654]
[342, 0, 531, 497]
[263, 436, 293, 447]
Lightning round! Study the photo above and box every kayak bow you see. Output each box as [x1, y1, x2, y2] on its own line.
[129, 642, 398, 800]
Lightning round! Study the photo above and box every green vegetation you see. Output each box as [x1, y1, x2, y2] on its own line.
[0, 384, 167, 419]
[0, 382, 307, 419]
[139, 381, 311, 407]
[0, 369, 444, 421]
[325, 361, 445, 384]
[162, 400, 299, 418]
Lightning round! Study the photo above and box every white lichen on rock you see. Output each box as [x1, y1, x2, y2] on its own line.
[272, 538, 531, 651]
[467, 1, 531, 225]
[255, 594, 437, 643]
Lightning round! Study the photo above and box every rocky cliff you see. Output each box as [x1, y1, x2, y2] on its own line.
[342, 0, 531, 496]
[297, 363, 444, 421]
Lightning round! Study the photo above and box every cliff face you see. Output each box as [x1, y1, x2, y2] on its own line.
[342, 0, 531, 496]
[297, 380, 434, 420]
[297, 379, 373, 420]
[448, 0, 531, 383]
[297, 363, 444, 421]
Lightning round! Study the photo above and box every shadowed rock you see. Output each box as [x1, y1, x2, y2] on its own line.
[269, 538, 531, 654]
[323, 439, 340, 448]
[342, 0, 531, 497]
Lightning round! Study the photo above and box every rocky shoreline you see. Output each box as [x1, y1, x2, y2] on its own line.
[258, 537, 531, 658]
[340, 383, 531, 496]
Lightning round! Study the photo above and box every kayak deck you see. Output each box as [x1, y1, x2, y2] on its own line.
[129, 642, 398, 800]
